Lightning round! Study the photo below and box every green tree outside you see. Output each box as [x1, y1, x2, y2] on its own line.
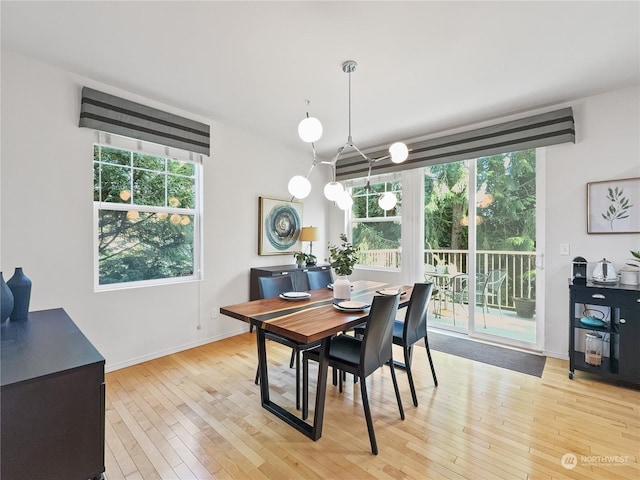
[94, 145, 198, 285]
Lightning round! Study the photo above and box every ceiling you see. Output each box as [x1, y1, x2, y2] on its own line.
[2, 1, 639, 159]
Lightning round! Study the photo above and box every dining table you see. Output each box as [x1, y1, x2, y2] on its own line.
[220, 280, 414, 441]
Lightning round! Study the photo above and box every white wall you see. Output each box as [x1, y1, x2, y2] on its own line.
[544, 85, 640, 358]
[0, 51, 328, 370]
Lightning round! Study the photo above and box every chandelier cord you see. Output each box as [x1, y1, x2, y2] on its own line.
[347, 70, 352, 142]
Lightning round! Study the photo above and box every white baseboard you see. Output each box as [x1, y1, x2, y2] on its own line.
[543, 349, 569, 360]
[105, 326, 248, 373]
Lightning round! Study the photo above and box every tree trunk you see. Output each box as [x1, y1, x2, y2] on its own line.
[451, 202, 464, 249]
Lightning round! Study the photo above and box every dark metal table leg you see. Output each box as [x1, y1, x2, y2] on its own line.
[256, 325, 327, 440]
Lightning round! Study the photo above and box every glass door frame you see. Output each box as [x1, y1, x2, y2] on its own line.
[466, 149, 544, 352]
[427, 151, 545, 352]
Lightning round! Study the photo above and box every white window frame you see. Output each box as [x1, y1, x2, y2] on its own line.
[93, 133, 203, 292]
[346, 173, 402, 272]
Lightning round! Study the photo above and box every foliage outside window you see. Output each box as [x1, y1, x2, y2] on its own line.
[424, 150, 536, 252]
[424, 150, 536, 303]
[93, 144, 201, 289]
[349, 179, 401, 269]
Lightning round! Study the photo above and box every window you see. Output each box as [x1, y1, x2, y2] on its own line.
[349, 177, 402, 269]
[93, 142, 201, 290]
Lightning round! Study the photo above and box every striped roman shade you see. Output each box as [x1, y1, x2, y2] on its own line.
[336, 107, 574, 181]
[79, 87, 210, 156]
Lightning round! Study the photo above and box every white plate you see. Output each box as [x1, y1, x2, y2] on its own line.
[337, 301, 369, 310]
[376, 289, 407, 296]
[333, 303, 369, 312]
[279, 292, 311, 300]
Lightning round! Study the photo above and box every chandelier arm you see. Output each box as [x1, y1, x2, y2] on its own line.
[310, 141, 319, 165]
[348, 143, 371, 162]
[305, 159, 317, 178]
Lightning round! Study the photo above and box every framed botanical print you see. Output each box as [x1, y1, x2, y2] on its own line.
[587, 177, 640, 234]
[258, 197, 303, 255]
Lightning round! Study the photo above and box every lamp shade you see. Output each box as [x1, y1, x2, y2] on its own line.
[389, 142, 409, 164]
[336, 190, 353, 210]
[378, 191, 398, 210]
[323, 181, 344, 201]
[298, 117, 323, 143]
[300, 226, 318, 242]
[288, 175, 311, 199]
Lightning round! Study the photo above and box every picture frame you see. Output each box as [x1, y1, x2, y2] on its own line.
[258, 197, 303, 255]
[587, 177, 640, 234]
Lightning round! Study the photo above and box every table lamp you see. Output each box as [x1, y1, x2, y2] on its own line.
[300, 227, 318, 265]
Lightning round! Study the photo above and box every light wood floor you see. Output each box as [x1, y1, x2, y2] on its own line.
[104, 332, 640, 480]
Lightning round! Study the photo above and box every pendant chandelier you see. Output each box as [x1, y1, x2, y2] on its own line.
[288, 60, 409, 211]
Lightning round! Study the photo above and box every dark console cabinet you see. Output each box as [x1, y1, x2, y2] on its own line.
[569, 282, 640, 385]
[1, 308, 106, 480]
[250, 264, 331, 300]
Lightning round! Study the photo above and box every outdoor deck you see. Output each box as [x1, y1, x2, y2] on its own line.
[427, 298, 536, 344]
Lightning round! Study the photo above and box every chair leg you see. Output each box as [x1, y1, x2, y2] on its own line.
[255, 365, 259, 385]
[389, 362, 405, 421]
[424, 336, 438, 387]
[289, 349, 296, 369]
[359, 377, 378, 455]
[403, 346, 418, 407]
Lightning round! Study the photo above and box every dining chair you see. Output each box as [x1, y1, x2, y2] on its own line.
[306, 269, 333, 290]
[445, 269, 507, 328]
[424, 263, 441, 315]
[354, 283, 437, 407]
[255, 275, 321, 410]
[480, 269, 508, 324]
[302, 294, 404, 455]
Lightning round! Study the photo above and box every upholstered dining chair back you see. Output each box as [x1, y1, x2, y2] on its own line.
[258, 275, 294, 299]
[402, 282, 434, 346]
[306, 269, 333, 291]
[360, 293, 400, 376]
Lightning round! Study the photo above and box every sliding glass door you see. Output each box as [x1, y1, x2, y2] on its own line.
[425, 149, 540, 349]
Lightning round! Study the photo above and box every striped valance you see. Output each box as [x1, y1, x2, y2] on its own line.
[79, 87, 210, 156]
[336, 107, 574, 181]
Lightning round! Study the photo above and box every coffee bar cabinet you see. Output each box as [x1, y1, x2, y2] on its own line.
[250, 264, 331, 300]
[568, 281, 640, 385]
[1, 308, 106, 480]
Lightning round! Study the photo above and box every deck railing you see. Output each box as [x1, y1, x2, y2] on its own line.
[358, 248, 537, 309]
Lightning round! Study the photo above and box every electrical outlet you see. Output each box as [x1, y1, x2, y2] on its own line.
[211, 308, 219, 320]
[560, 243, 570, 256]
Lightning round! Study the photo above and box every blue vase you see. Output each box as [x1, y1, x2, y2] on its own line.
[1, 272, 14, 322]
[7, 267, 31, 321]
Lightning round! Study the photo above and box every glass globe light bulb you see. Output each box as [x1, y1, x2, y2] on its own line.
[324, 181, 344, 201]
[288, 175, 311, 199]
[389, 142, 409, 164]
[298, 117, 323, 143]
[336, 190, 353, 210]
[378, 191, 397, 211]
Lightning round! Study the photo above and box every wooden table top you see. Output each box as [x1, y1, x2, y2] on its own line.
[220, 281, 414, 344]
